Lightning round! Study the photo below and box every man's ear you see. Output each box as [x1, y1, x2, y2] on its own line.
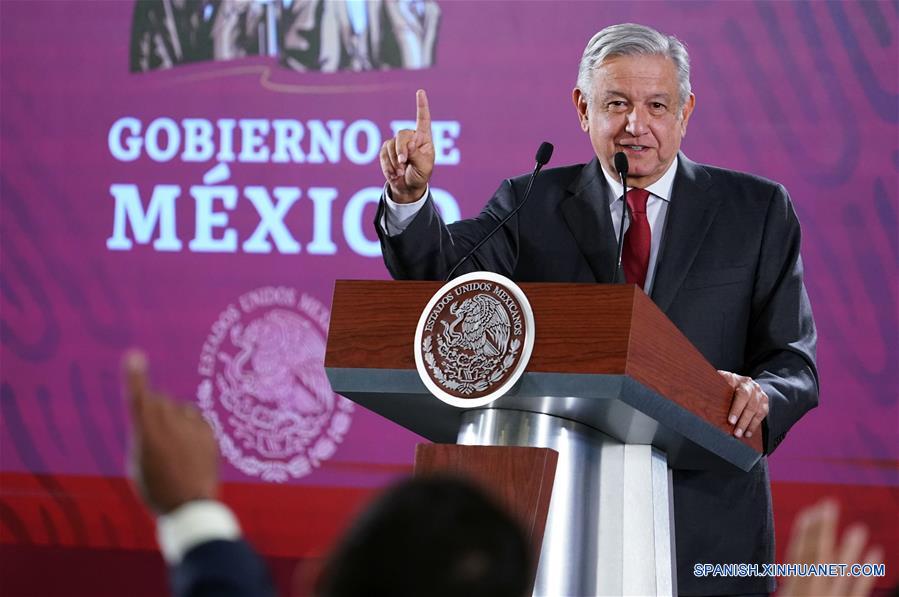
[572, 88, 589, 132]
[680, 93, 696, 136]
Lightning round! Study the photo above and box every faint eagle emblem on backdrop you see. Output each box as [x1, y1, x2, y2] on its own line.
[415, 272, 535, 409]
[130, 0, 440, 73]
[197, 287, 354, 482]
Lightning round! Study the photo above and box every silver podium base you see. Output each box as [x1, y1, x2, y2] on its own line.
[457, 408, 676, 597]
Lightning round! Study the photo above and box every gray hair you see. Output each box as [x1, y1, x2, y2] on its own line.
[576, 23, 691, 109]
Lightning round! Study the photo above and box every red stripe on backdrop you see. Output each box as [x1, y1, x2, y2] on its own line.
[0, 545, 308, 597]
[0, 471, 398, 556]
[1, 473, 896, 593]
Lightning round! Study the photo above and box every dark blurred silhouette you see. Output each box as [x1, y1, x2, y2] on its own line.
[315, 476, 531, 597]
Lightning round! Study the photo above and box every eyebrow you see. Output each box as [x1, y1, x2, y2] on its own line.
[599, 91, 673, 102]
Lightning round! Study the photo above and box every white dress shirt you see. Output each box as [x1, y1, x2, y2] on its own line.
[381, 184, 430, 236]
[381, 156, 679, 294]
[156, 500, 242, 564]
[601, 156, 678, 295]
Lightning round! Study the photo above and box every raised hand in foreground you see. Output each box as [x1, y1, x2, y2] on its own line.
[778, 499, 883, 597]
[124, 350, 219, 514]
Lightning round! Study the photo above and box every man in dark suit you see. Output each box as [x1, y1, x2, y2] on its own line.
[375, 23, 818, 596]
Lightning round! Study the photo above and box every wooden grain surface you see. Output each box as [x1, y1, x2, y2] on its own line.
[414, 443, 558, 591]
[627, 290, 762, 452]
[326, 280, 633, 373]
[327, 280, 761, 453]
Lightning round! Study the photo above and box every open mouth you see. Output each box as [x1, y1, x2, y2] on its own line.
[622, 145, 648, 152]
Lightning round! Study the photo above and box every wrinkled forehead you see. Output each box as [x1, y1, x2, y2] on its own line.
[592, 55, 681, 95]
[596, 53, 678, 80]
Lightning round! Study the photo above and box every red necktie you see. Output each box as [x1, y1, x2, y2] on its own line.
[622, 188, 651, 289]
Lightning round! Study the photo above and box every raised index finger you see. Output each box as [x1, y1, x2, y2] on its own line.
[415, 89, 431, 137]
[123, 349, 150, 421]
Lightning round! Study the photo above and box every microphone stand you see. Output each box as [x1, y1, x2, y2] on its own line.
[444, 142, 553, 281]
[612, 168, 628, 282]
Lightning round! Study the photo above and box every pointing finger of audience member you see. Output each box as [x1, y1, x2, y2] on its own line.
[783, 506, 812, 565]
[813, 500, 838, 562]
[123, 350, 150, 422]
[835, 524, 868, 568]
[847, 546, 883, 597]
[827, 524, 869, 596]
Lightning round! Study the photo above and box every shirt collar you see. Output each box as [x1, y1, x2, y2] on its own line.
[600, 155, 679, 204]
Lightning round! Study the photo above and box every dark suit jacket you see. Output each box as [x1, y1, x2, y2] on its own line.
[171, 539, 276, 597]
[376, 154, 819, 595]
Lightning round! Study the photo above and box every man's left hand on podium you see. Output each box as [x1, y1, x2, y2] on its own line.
[718, 370, 769, 440]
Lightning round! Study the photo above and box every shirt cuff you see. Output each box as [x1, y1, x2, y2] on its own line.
[382, 184, 429, 236]
[156, 500, 242, 565]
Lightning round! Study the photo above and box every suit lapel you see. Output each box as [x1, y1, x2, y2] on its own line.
[650, 154, 720, 313]
[560, 158, 622, 283]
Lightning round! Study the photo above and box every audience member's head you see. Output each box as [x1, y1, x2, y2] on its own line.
[315, 476, 531, 597]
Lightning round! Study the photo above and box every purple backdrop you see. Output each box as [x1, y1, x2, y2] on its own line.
[1, 0, 897, 592]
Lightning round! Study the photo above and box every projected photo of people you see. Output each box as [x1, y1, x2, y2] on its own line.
[130, 0, 440, 73]
[129, 0, 267, 71]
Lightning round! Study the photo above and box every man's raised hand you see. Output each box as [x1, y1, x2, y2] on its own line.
[380, 89, 435, 204]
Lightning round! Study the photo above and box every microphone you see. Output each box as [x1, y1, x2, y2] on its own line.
[614, 152, 629, 178]
[612, 152, 629, 282]
[535, 141, 553, 167]
[444, 142, 554, 281]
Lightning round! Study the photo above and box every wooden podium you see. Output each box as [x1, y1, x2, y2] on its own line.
[325, 281, 762, 596]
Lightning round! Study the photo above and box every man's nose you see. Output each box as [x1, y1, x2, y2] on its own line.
[625, 107, 648, 137]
